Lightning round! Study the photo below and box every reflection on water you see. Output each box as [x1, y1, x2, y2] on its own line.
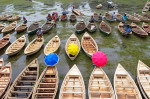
[0, 0, 150, 98]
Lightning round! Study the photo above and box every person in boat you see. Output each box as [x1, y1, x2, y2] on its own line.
[36, 28, 43, 39]
[99, 13, 103, 21]
[52, 14, 56, 22]
[107, 0, 114, 8]
[72, 5, 75, 10]
[46, 13, 52, 22]
[112, 12, 116, 19]
[62, 14, 67, 20]
[122, 13, 127, 21]
[124, 25, 132, 35]
[23, 17, 27, 24]
[90, 16, 94, 23]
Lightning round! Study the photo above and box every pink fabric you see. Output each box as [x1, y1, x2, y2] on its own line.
[92, 51, 107, 67]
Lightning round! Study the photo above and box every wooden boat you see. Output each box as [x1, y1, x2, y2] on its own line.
[1, 21, 17, 33]
[81, 32, 98, 57]
[0, 58, 4, 69]
[118, 22, 132, 37]
[125, 13, 140, 23]
[65, 34, 80, 60]
[0, 23, 6, 31]
[88, 67, 115, 99]
[69, 14, 77, 22]
[27, 21, 39, 35]
[96, 4, 102, 9]
[142, 1, 150, 12]
[87, 22, 97, 33]
[5, 35, 26, 56]
[114, 64, 142, 99]
[131, 22, 148, 38]
[137, 60, 150, 99]
[15, 23, 27, 33]
[59, 64, 85, 99]
[32, 66, 59, 99]
[61, 15, 68, 21]
[0, 34, 10, 50]
[93, 12, 101, 22]
[4, 59, 39, 99]
[44, 35, 60, 55]
[0, 62, 11, 99]
[142, 22, 150, 35]
[104, 12, 116, 22]
[75, 21, 86, 33]
[134, 13, 150, 22]
[0, 14, 8, 21]
[24, 37, 44, 55]
[116, 13, 125, 22]
[72, 9, 82, 16]
[142, 12, 150, 19]
[41, 21, 54, 34]
[99, 21, 111, 35]
[7, 15, 20, 21]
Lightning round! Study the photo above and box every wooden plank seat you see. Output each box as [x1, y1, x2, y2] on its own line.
[11, 90, 31, 94]
[14, 86, 33, 88]
[8, 97, 28, 99]
[90, 91, 112, 94]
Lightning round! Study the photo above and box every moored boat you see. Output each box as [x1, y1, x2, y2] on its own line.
[142, 22, 150, 35]
[41, 21, 54, 34]
[0, 58, 4, 69]
[142, 12, 150, 19]
[0, 23, 6, 32]
[116, 13, 125, 22]
[72, 9, 82, 16]
[27, 21, 39, 35]
[134, 13, 150, 22]
[104, 12, 116, 22]
[75, 21, 86, 33]
[99, 21, 111, 35]
[7, 15, 20, 21]
[87, 22, 97, 33]
[15, 23, 27, 33]
[69, 14, 77, 22]
[93, 12, 101, 22]
[1, 21, 17, 33]
[125, 13, 140, 23]
[0, 14, 8, 21]
[0, 34, 10, 50]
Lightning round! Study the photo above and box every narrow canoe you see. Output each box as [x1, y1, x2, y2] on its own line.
[75, 21, 86, 33]
[114, 64, 142, 99]
[81, 32, 98, 57]
[104, 12, 116, 22]
[0, 58, 4, 69]
[15, 23, 27, 33]
[72, 9, 82, 16]
[142, 12, 150, 19]
[0, 23, 6, 31]
[32, 66, 59, 99]
[142, 22, 150, 35]
[131, 22, 148, 38]
[27, 21, 39, 35]
[24, 37, 44, 55]
[0, 34, 10, 50]
[1, 21, 17, 33]
[0, 14, 8, 21]
[41, 21, 54, 34]
[7, 15, 20, 21]
[44, 35, 60, 55]
[4, 59, 39, 99]
[137, 60, 150, 99]
[99, 21, 111, 35]
[116, 13, 125, 22]
[61, 15, 68, 21]
[118, 22, 132, 37]
[59, 64, 85, 99]
[0, 62, 11, 99]
[69, 14, 77, 22]
[93, 12, 101, 22]
[87, 22, 97, 33]
[134, 13, 150, 22]
[5, 35, 26, 56]
[88, 67, 115, 99]
[125, 13, 140, 23]
[65, 34, 80, 60]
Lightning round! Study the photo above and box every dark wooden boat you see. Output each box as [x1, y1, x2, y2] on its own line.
[99, 21, 111, 35]
[104, 12, 116, 22]
[134, 13, 150, 22]
[61, 15, 67, 21]
[116, 13, 125, 22]
[32, 66, 59, 99]
[15, 23, 27, 33]
[27, 21, 39, 35]
[125, 13, 140, 23]
[4, 59, 39, 99]
[87, 22, 97, 33]
[0, 23, 6, 32]
[69, 14, 77, 22]
[75, 21, 86, 33]
[142, 12, 150, 19]
[131, 22, 148, 38]
[0, 34, 10, 50]
[118, 22, 132, 37]
[41, 21, 54, 34]
[142, 22, 150, 35]
[72, 9, 82, 16]
[93, 12, 101, 22]
[0, 62, 11, 99]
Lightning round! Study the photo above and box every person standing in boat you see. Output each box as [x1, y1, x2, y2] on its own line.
[90, 16, 94, 23]
[46, 14, 52, 22]
[36, 28, 43, 39]
[122, 13, 127, 21]
[99, 13, 103, 21]
[72, 5, 75, 10]
[23, 17, 27, 24]
[112, 12, 116, 19]
[52, 14, 56, 27]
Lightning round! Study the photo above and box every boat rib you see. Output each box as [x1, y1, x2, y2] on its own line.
[5, 35, 26, 56]
[59, 64, 85, 99]
[4, 59, 39, 99]
[44, 35, 60, 55]
[88, 67, 115, 99]
[0, 34, 10, 50]
[114, 64, 142, 99]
